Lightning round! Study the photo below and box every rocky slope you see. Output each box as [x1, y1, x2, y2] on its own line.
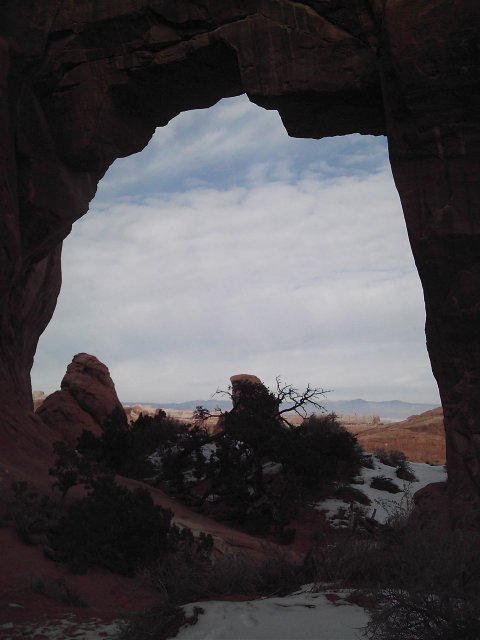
[0, 359, 448, 635]
[355, 408, 446, 465]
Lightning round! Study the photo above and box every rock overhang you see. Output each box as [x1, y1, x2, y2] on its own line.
[1, 0, 480, 525]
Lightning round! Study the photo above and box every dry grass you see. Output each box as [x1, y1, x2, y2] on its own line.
[138, 549, 304, 604]
[120, 550, 304, 640]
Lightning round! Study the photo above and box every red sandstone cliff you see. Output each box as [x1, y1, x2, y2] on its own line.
[0, 0, 479, 525]
[36, 353, 127, 446]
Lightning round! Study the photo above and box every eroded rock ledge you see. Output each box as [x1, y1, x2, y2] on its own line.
[1, 0, 480, 525]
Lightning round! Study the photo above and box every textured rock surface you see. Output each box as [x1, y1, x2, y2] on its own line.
[413, 481, 450, 531]
[230, 373, 264, 408]
[1, 0, 480, 524]
[36, 353, 126, 446]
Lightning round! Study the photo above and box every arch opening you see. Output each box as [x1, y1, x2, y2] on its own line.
[32, 96, 439, 407]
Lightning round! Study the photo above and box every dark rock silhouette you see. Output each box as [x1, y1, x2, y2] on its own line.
[36, 353, 126, 446]
[230, 373, 264, 409]
[1, 1, 480, 525]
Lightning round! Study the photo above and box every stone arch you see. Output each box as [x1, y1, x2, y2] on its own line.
[2, 0, 480, 524]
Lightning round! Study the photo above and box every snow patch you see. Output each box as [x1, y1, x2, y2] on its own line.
[0, 616, 120, 640]
[177, 587, 368, 640]
[316, 458, 447, 525]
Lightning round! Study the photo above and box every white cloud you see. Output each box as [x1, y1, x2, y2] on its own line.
[31, 96, 440, 404]
[98, 95, 389, 197]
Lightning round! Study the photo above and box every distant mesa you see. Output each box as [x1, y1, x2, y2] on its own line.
[322, 398, 439, 422]
[127, 397, 439, 422]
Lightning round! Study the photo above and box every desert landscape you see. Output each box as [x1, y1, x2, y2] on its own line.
[0, 354, 452, 639]
[122, 404, 446, 465]
[2, 1, 480, 639]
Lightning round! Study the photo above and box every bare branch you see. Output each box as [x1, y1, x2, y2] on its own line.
[276, 377, 330, 421]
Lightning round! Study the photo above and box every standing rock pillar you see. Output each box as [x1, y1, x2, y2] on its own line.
[380, 0, 480, 525]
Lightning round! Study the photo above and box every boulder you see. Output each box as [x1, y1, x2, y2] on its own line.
[230, 374, 264, 409]
[36, 353, 126, 446]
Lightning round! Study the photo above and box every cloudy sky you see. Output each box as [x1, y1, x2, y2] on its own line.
[31, 95, 440, 405]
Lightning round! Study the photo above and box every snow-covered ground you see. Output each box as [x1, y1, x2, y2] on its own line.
[173, 459, 447, 640]
[177, 587, 369, 640]
[317, 459, 447, 526]
[4, 458, 446, 640]
[5, 590, 367, 640]
[0, 616, 120, 640]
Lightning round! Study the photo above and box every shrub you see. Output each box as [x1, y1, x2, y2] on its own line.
[374, 449, 418, 482]
[365, 587, 480, 640]
[203, 435, 263, 523]
[201, 435, 300, 538]
[308, 504, 480, 639]
[50, 475, 174, 575]
[124, 382, 362, 538]
[49, 442, 83, 499]
[49, 438, 112, 498]
[117, 411, 186, 479]
[140, 549, 303, 603]
[138, 528, 213, 604]
[159, 426, 211, 495]
[223, 381, 287, 459]
[158, 403, 362, 537]
[374, 450, 407, 468]
[306, 536, 383, 587]
[284, 414, 363, 490]
[74, 409, 187, 481]
[252, 552, 304, 596]
[395, 464, 417, 482]
[361, 524, 480, 640]
[9, 482, 59, 544]
[379, 483, 415, 531]
[370, 475, 401, 494]
[361, 454, 376, 469]
[334, 484, 371, 506]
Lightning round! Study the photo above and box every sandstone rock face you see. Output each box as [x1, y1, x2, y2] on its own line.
[32, 391, 47, 411]
[36, 353, 126, 446]
[230, 373, 264, 408]
[1, 1, 480, 525]
[413, 482, 450, 531]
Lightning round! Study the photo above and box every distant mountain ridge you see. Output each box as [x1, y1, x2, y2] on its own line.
[127, 399, 232, 412]
[124, 398, 440, 421]
[322, 399, 439, 420]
